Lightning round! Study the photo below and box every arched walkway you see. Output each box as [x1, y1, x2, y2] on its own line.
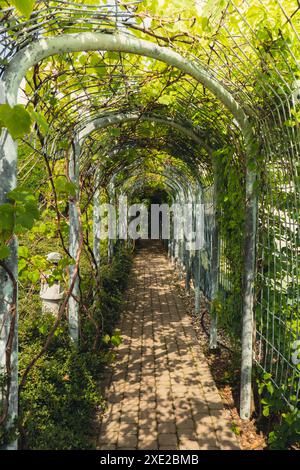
[97, 241, 239, 451]
[0, 1, 299, 451]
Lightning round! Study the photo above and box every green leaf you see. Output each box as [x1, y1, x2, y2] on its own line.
[30, 110, 49, 135]
[10, 0, 35, 19]
[263, 372, 272, 380]
[93, 65, 107, 77]
[230, 423, 241, 436]
[0, 203, 14, 231]
[158, 95, 173, 105]
[6, 187, 39, 232]
[0, 244, 10, 260]
[8, 187, 33, 202]
[245, 5, 267, 27]
[0, 104, 32, 139]
[18, 258, 28, 273]
[19, 245, 29, 259]
[57, 139, 69, 150]
[110, 128, 121, 137]
[111, 334, 122, 347]
[200, 16, 210, 32]
[27, 270, 40, 283]
[106, 52, 120, 62]
[38, 324, 48, 335]
[89, 53, 107, 77]
[268, 431, 276, 443]
[55, 176, 77, 196]
[102, 334, 110, 345]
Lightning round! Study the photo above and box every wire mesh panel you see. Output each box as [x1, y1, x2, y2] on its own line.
[255, 103, 300, 406]
[199, 185, 214, 300]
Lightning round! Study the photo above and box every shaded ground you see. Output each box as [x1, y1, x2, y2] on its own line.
[96, 241, 239, 450]
[174, 269, 267, 450]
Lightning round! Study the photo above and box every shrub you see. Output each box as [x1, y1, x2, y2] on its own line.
[14, 244, 132, 449]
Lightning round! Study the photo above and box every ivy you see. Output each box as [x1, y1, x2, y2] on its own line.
[257, 371, 300, 449]
[213, 146, 245, 338]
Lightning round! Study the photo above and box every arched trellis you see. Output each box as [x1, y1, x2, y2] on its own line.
[65, 111, 212, 344]
[56, 108, 222, 384]
[117, 169, 192, 262]
[45, 99, 220, 384]
[87, 141, 219, 353]
[82, 136, 210, 186]
[94, 163, 191, 268]
[80, 134, 207, 270]
[94, 143, 202, 270]
[76, 112, 212, 152]
[0, 32, 258, 443]
[75, 114, 215, 287]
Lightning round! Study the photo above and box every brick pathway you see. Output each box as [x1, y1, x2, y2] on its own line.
[97, 241, 239, 450]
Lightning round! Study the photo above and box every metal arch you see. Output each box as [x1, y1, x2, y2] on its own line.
[105, 151, 196, 188]
[76, 112, 212, 154]
[65, 109, 212, 186]
[83, 139, 205, 188]
[91, 150, 195, 294]
[68, 108, 212, 283]
[2, 33, 251, 131]
[107, 166, 188, 258]
[86, 138, 208, 186]
[121, 174, 182, 199]
[68, 109, 205, 341]
[112, 166, 200, 279]
[106, 156, 193, 201]
[115, 168, 192, 198]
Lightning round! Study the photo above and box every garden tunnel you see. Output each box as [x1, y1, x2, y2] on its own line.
[0, 0, 299, 450]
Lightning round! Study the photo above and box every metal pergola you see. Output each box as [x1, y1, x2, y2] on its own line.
[0, 0, 299, 449]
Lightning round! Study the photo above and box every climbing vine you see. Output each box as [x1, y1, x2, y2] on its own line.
[213, 145, 245, 339]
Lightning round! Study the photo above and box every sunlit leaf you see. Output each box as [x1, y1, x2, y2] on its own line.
[0, 104, 32, 139]
[10, 0, 35, 19]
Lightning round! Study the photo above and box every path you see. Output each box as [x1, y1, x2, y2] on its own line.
[97, 241, 239, 450]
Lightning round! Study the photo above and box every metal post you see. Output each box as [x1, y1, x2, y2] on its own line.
[174, 195, 180, 266]
[240, 165, 258, 419]
[118, 192, 128, 245]
[185, 250, 191, 291]
[68, 141, 80, 343]
[184, 190, 193, 291]
[93, 170, 101, 285]
[107, 183, 115, 263]
[194, 256, 201, 314]
[178, 191, 185, 277]
[194, 186, 202, 315]
[0, 86, 18, 449]
[209, 171, 219, 350]
[170, 207, 174, 263]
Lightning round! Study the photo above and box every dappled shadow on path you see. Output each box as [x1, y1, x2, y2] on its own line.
[96, 241, 239, 450]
